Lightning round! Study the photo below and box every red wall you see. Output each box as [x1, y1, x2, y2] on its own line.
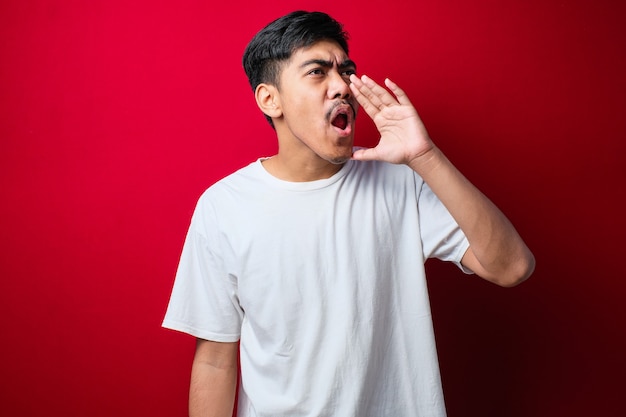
[1, 1, 624, 416]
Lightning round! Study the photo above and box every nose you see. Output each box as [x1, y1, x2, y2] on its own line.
[328, 70, 351, 100]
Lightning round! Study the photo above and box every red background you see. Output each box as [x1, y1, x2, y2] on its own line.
[1, 1, 624, 416]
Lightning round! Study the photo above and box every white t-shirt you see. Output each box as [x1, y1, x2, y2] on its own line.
[163, 158, 471, 417]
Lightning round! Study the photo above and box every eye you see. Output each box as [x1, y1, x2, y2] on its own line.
[341, 69, 356, 76]
[308, 68, 325, 76]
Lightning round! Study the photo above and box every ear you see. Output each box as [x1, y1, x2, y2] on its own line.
[255, 83, 282, 120]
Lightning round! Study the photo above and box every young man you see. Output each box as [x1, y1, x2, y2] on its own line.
[163, 11, 535, 417]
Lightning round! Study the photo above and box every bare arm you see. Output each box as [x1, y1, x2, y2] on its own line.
[349, 75, 535, 287]
[408, 146, 535, 286]
[189, 338, 239, 417]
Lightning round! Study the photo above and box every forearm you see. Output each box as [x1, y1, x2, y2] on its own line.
[189, 340, 239, 417]
[409, 146, 535, 286]
[348, 74, 534, 285]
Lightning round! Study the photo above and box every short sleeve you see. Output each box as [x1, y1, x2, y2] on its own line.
[417, 179, 473, 274]
[162, 198, 243, 342]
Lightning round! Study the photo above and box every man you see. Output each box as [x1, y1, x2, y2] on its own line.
[163, 11, 535, 417]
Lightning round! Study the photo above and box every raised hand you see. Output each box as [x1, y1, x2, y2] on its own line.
[349, 74, 434, 165]
[349, 76, 535, 287]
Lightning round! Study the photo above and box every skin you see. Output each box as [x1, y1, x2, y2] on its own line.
[348, 75, 535, 285]
[189, 39, 535, 416]
[255, 40, 358, 181]
[189, 339, 238, 417]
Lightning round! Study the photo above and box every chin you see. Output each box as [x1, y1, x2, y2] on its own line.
[328, 156, 350, 165]
[321, 136, 354, 164]
[326, 148, 353, 165]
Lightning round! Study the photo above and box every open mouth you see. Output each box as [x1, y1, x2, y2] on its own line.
[332, 113, 348, 130]
[329, 103, 355, 133]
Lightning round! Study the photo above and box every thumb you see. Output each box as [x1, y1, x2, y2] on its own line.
[351, 147, 381, 161]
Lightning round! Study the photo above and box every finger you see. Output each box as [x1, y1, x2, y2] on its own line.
[360, 75, 399, 107]
[350, 76, 383, 120]
[351, 147, 381, 161]
[350, 75, 385, 112]
[384, 78, 413, 107]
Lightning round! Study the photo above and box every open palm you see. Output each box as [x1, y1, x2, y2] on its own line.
[349, 75, 434, 165]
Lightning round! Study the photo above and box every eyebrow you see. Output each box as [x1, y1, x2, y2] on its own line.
[300, 58, 357, 72]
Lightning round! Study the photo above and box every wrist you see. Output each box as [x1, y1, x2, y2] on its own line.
[406, 145, 443, 176]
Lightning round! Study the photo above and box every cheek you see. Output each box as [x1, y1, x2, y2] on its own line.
[286, 98, 321, 125]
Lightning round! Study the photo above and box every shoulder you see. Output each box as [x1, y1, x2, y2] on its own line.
[198, 160, 265, 201]
[189, 160, 265, 230]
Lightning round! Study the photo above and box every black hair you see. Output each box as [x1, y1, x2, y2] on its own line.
[242, 11, 350, 127]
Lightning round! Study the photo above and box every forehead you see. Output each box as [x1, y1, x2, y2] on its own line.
[289, 39, 351, 66]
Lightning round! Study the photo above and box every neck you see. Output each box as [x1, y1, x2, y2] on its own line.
[261, 153, 344, 182]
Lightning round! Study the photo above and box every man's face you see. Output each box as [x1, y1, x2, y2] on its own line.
[274, 40, 358, 165]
